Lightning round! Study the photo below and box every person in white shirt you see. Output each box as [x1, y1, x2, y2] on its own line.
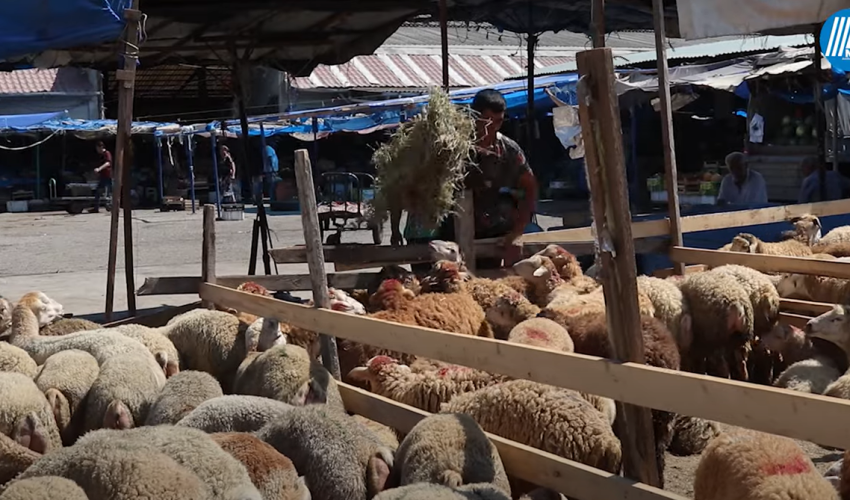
[717, 152, 768, 205]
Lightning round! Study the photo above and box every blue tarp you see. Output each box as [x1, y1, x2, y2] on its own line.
[0, 0, 132, 65]
[0, 111, 68, 129]
[203, 74, 580, 138]
[0, 111, 177, 134]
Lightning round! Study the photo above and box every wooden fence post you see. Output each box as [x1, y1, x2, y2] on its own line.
[201, 204, 217, 309]
[294, 149, 341, 379]
[455, 189, 476, 272]
[576, 47, 661, 487]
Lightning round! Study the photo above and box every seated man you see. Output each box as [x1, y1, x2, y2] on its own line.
[717, 152, 768, 205]
[797, 156, 850, 203]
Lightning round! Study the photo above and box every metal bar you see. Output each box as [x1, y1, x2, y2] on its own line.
[210, 133, 222, 218]
[156, 137, 164, 204]
[439, 0, 449, 90]
[186, 136, 196, 214]
[526, 33, 537, 166]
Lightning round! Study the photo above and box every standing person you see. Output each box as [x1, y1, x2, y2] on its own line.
[717, 151, 768, 205]
[89, 141, 113, 213]
[219, 145, 237, 204]
[391, 89, 538, 271]
[263, 142, 279, 200]
[797, 156, 850, 203]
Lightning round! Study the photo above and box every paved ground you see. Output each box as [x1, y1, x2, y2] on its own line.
[0, 206, 561, 318]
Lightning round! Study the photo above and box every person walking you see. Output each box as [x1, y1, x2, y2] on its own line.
[89, 141, 113, 213]
[219, 145, 237, 203]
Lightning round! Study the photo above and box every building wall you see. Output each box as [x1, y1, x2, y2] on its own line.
[0, 93, 100, 119]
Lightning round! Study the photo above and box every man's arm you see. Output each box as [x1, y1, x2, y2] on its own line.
[512, 170, 537, 236]
[94, 153, 112, 173]
[716, 175, 732, 204]
[390, 208, 403, 246]
[798, 176, 814, 204]
[754, 173, 768, 204]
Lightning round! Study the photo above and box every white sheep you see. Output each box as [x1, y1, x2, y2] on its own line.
[33, 349, 99, 444]
[636, 275, 693, 353]
[729, 233, 814, 257]
[110, 323, 182, 378]
[0, 297, 11, 339]
[374, 483, 511, 500]
[0, 342, 38, 379]
[0, 373, 62, 453]
[144, 370, 224, 426]
[823, 371, 850, 400]
[818, 225, 850, 246]
[176, 395, 294, 434]
[774, 357, 841, 395]
[0, 417, 46, 485]
[0, 476, 89, 500]
[806, 305, 850, 367]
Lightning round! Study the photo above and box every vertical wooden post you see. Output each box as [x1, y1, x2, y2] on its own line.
[202, 204, 217, 309]
[438, 0, 450, 90]
[123, 140, 137, 315]
[105, 2, 141, 321]
[591, 0, 605, 48]
[576, 47, 661, 487]
[652, 0, 684, 275]
[454, 189, 476, 273]
[294, 149, 341, 379]
[526, 33, 538, 166]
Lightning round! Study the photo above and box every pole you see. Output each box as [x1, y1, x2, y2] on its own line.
[122, 139, 136, 315]
[439, 0, 450, 90]
[815, 23, 827, 201]
[201, 204, 217, 309]
[156, 137, 164, 205]
[105, 1, 141, 321]
[35, 137, 41, 199]
[294, 149, 341, 379]
[185, 136, 196, 214]
[652, 0, 685, 275]
[833, 94, 840, 171]
[526, 33, 538, 166]
[454, 189, 476, 273]
[576, 47, 661, 487]
[592, 0, 605, 48]
[210, 133, 222, 219]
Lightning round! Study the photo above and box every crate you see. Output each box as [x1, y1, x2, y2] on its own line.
[221, 203, 244, 221]
[6, 200, 28, 213]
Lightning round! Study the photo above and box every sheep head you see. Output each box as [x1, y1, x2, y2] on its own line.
[377, 265, 422, 295]
[485, 292, 540, 338]
[0, 297, 11, 335]
[428, 240, 462, 264]
[245, 317, 286, 353]
[774, 273, 807, 299]
[729, 233, 760, 253]
[420, 260, 467, 294]
[328, 288, 367, 315]
[787, 214, 822, 245]
[805, 305, 850, 353]
[369, 279, 415, 310]
[347, 355, 408, 390]
[760, 323, 804, 353]
[16, 292, 64, 329]
[237, 281, 271, 296]
[513, 255, 562, 287]
[534, 244, 583, 280]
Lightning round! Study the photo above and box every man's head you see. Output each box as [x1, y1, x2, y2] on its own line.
[725, 152, 747, 183]
[219, 145, 229, 156]
[471, 89, 507, 143]
[800, 156, 819, 177]
[95, 141, 105, 154]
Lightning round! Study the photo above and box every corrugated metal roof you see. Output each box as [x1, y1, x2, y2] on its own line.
[516, 33, 815, 78]
[0, 67, 94, 95]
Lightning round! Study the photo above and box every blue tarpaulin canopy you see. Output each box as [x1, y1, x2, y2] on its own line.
[0, 0, 131, 66]
[0, 111, 178, 135]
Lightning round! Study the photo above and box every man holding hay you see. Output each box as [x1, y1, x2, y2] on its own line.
[391, 89, 538, 270]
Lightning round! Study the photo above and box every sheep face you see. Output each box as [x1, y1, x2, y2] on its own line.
[328, 288, 367, 315]
[775, 274, 807, 299]
[420, 260, 467, 293]
[534, 244, 583, 280]
[788, 214, 822, 245]
[805, 305, 850, 349]
[0, 297, 11, 333]
[428, 240, 462, 263]
[18, 292, 64, 327]
[370, 280, 416, 310]
[347, 355, 408, 391]
[513, 255, 551, 282]
[729, 234, 758, 253]
[760, 323, 801, 353]
[378, 266, 422, 294]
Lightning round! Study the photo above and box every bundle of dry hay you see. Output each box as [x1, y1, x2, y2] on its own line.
[370, 87, 476, 229]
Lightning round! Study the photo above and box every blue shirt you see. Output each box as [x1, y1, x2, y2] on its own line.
[798, 170, 850, 204]
[264, 146, 279, 174]
[717, 169, 768, 205]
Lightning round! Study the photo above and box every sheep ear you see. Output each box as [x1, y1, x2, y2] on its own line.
[366, 453, 392, 497]
[44, 388, 70, 432]
[347, 366, 371, 382]
[532, 266, 547, 277]
[296, 477, 312, 500]
[104, 401, 134, 430]
[13, 413, 49, 454]
[165, 360, 180, 378]
[291, 381, 310, 406]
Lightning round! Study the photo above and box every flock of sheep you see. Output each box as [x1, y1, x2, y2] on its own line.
[0, 213, 850, 499]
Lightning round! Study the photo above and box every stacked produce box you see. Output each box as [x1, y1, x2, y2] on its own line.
[647, 170, 723, 205]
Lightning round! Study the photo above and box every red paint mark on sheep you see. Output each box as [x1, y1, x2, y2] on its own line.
[524, 328, 549, 341]
[330, 302, 348, 312]
[369, 356, 397, 371]
[760, 455, 811, 476]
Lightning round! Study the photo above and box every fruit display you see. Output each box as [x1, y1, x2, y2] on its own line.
[647, 168, 722, 205]
[775, 114, 817, 146]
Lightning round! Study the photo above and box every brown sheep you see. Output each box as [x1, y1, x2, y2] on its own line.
[812, 242, 850, 258]
[729, 233, 813, 257]
[533, 244, 599, 294]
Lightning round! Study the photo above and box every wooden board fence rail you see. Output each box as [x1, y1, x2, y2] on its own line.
[670, 246, 850, 279]
[338, 383, 686, 500]
[137, 273, 383, 296]
[200, 283, 850, 450]
[521, 198, 850, 244]
[780, 298, 834, 316]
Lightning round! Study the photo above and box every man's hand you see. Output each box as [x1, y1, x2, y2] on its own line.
[391, 231, 403, 246]
[501, 230, 524, 267]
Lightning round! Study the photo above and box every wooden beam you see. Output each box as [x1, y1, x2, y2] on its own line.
[670, 246, 850, 279]
[652, 0, 684, 276]
[137, 273, 383, 296]
[652, 265, 706, 279]
[200, 283, 850, 450]
[136, 276, 201, 296]
[521, 198, 850, 245]
[339, 383, 686, 500]
[102, 300, 201, 328]
[779, 312, 812, 329]
[577, 47, 660, 486]
[780, 298, 834, 316]
[294, 149, 340, 379]
[201, 204, 217, 309]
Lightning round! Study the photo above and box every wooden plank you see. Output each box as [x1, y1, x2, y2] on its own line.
[136, 276, 201, 296]
[670, 246, 850, 279]
[779, 312, 812, 329]
[456, 189, 476, 273]
[338, 383, 686, 500]
[521, 198, 850, 245]
[102, 300, 201, 328]
[201, 204, 216, 309]
[200, 283, 850, 450]
[652, 265, 707, 279]
[294, 149, 340, 379]
[577, 47, 659, 486]
[780, 299, 834, 316]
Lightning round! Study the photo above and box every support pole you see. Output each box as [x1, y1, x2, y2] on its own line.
[652, 0, 684, 275]
[210, 133, 222, 219]
[526, 33, 538, 166]
[156, 137, 164, 205]
[185, 136, 196, 214]
[592, 0, 605, 48]
[123, 139, 136, 315]
[105, 2, 141, 321]
[454, 189, 476, 273]
[834, 95, 840, 171]
[576, 47, 661, 488]
[201, 204, 217, 309]
[294, 149, 341, 379]
[439, 0, 450, 90]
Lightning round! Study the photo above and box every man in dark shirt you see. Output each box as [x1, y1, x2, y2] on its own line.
[90, 141, 113, 213]
[393, 89, 538, 270]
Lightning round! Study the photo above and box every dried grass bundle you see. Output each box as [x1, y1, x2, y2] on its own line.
[370, 87, 475, 229]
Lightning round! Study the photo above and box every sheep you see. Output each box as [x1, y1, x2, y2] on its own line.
[0, 297, 11, 339]
[774, 357, 842, 394]
[441, 380, 622, 475]
[483, 292, 541, 340]
[40, 317, 101, 336]
[0, 417, 45, 485]
[668, 415, 720, 456]
[210, 432, 311, 500]
[812, 241, 850, 258]
[776, 273, 850, 304]
[373, 483, 511, 500]
[728, 232, 813, 257]
[693, 428, 838, 500]
[823, 372, 850, 400]
[234, 344, 344, 412]
[818, 225, 850, 246]
[34, 349, 99, 444]
[636, 275, 693, 353]
[507, 317, 574, 353]
[144, 370, 224, 426]
[0, 476, 90, 500]
[533, 243, 599, 293]
[348, 355, 507, 414]
[0, 373, 62, 453]
[711, 265, 780, 338]
[393, 413, 510, 494]
[110, 323, 181, 378]
[176, 395, 294, 434]
[781, 214, 823, 245]
[806, 305, 850, 366]
[256, 405, 394, 500]
[12, 442, 210, 500]
[427, 239, 529, 296]
[70, 425, 262, 499]
[823, 452, 848, 495]
[0, 343, 37, 378]
[679, 270, 754, 379]
[352, 415, 400, 451]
